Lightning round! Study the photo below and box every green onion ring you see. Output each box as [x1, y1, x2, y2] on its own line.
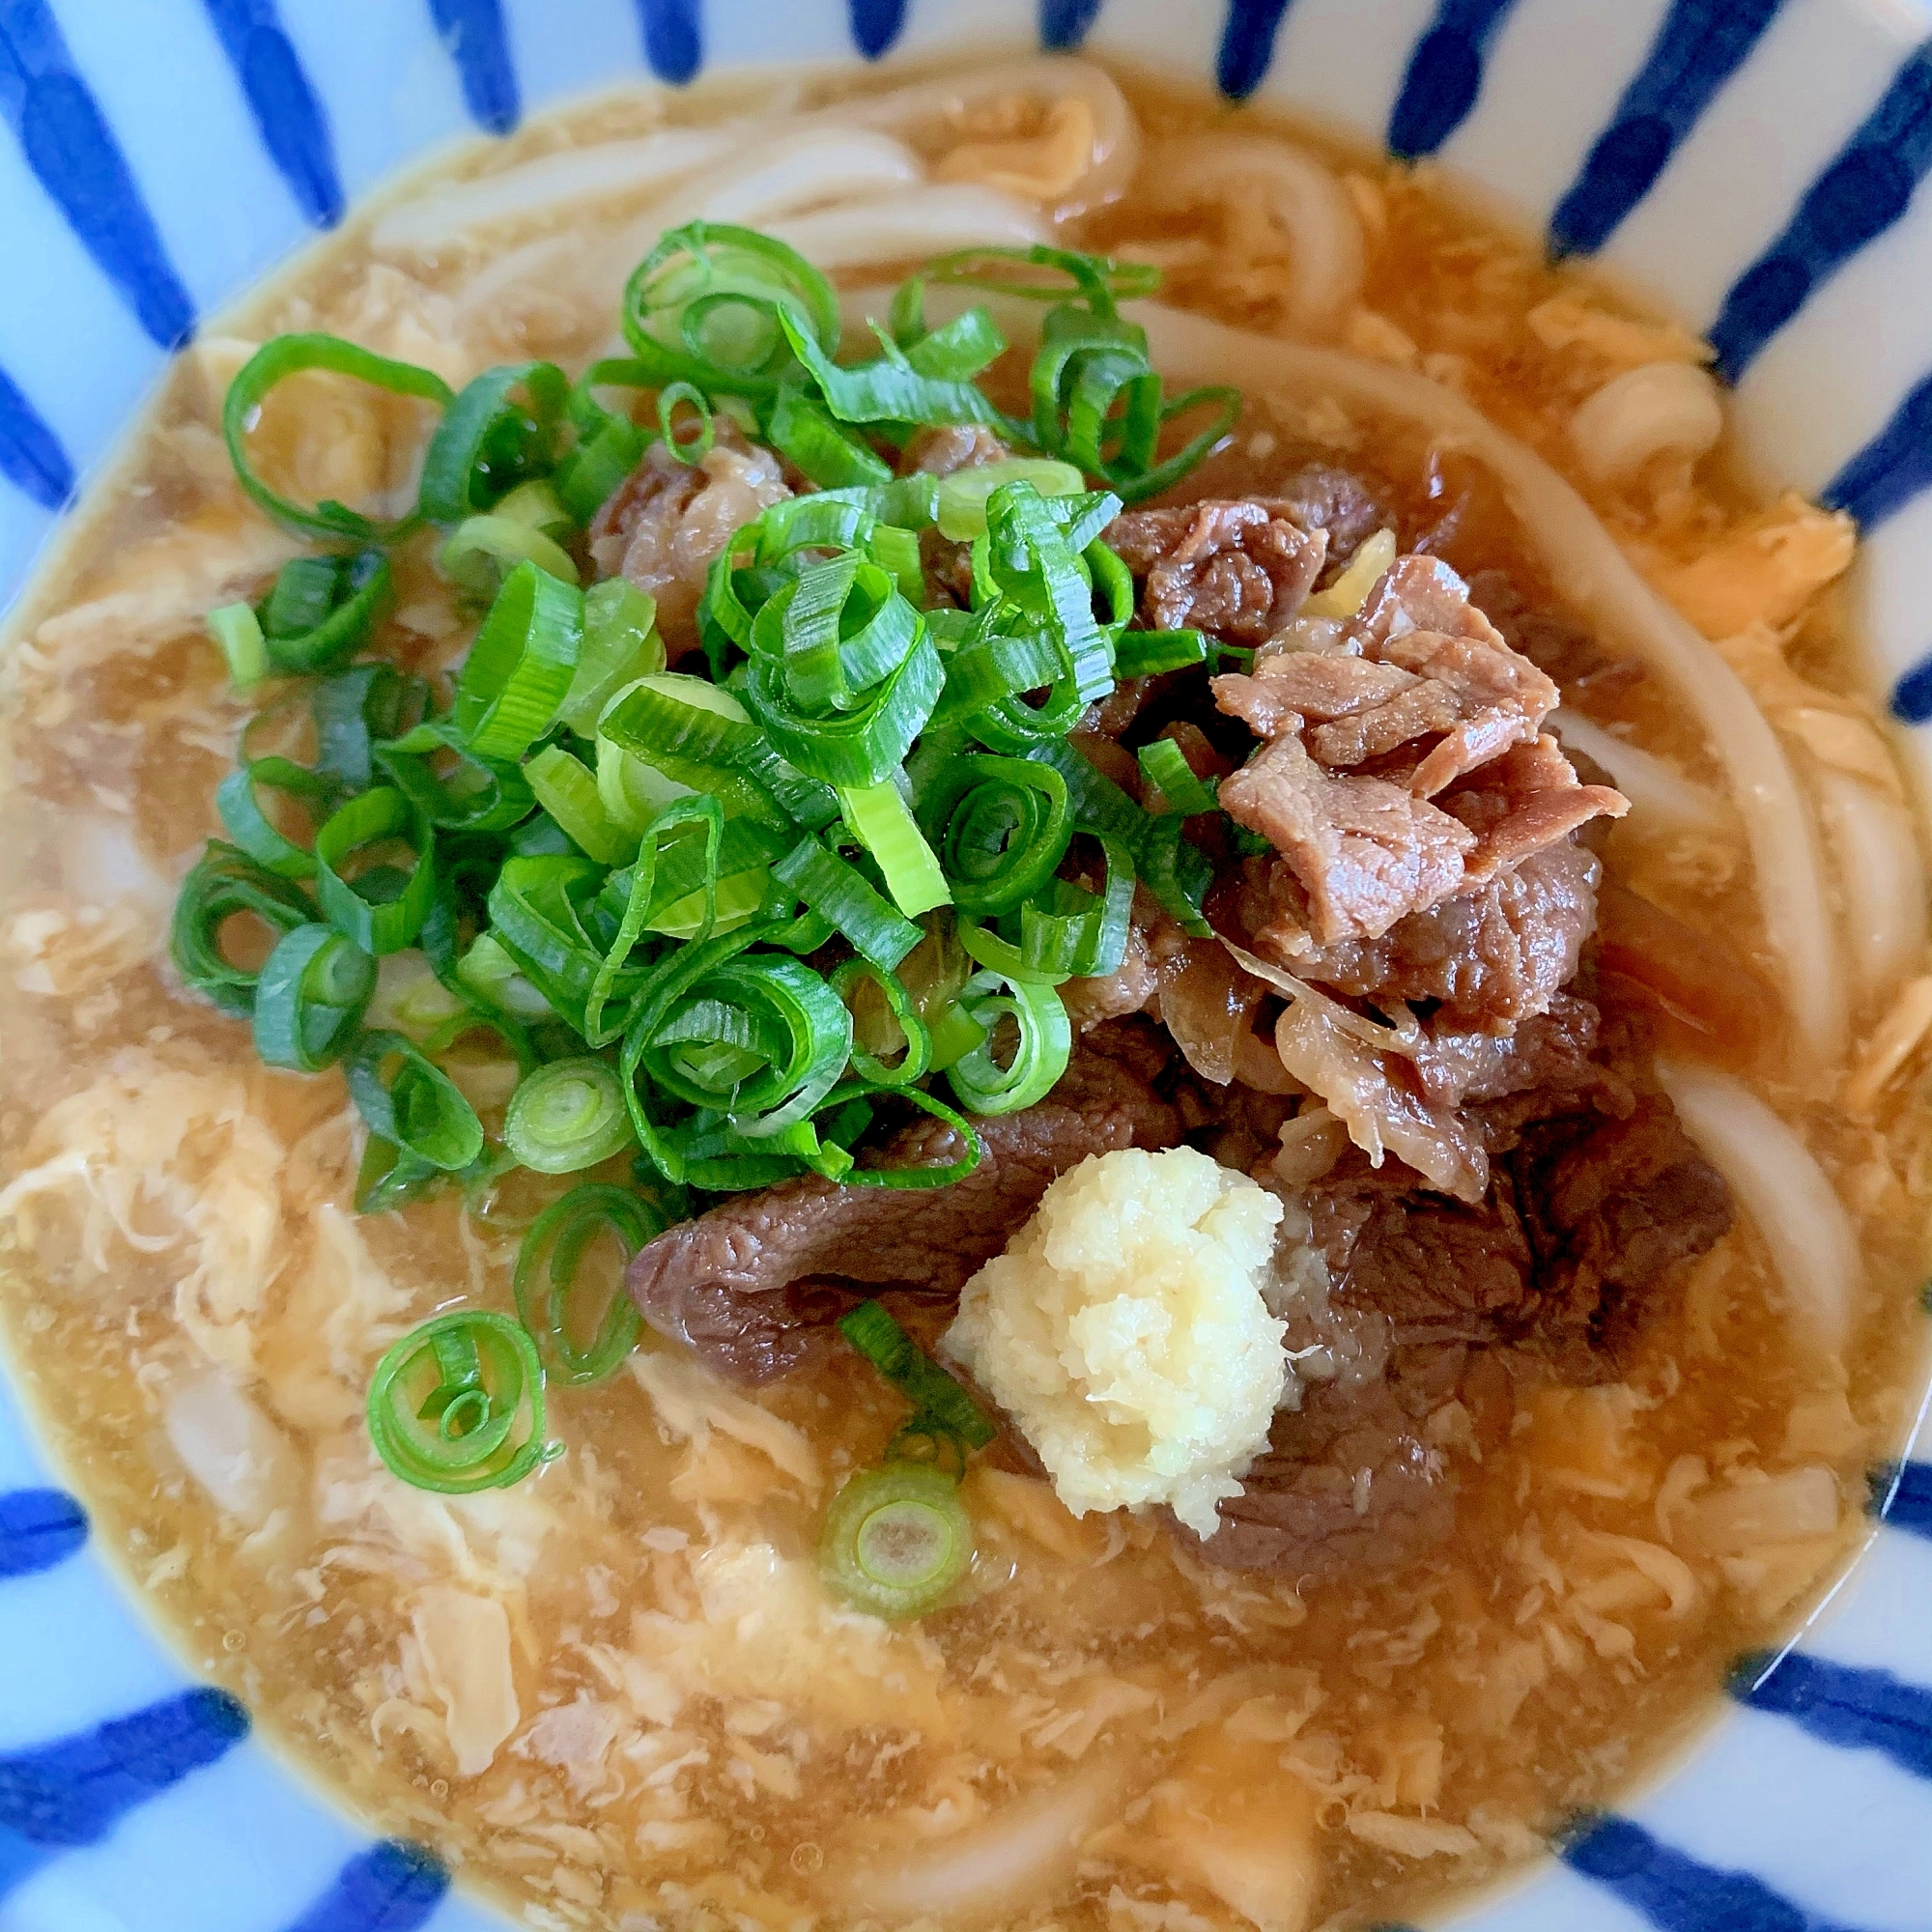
[946, 967, 1072, 1117]
[366, 1310, 552, 1493]
[223, 332, 453, 545]
[418, 359, 569, 525]
[258, 551, 393, 674]
[504, 1057, 639, 1175]
[916, 753, 1071, 917]
[349, 1028, 486, 1173]
[313, 787, 438, 955]
[818, 1462, 976, 1621]
[830, 958, 930, 1088]
[170, 839, 317, 1017]
[251, 922, 376, 1071]
[453, 559, 584, 760]
[512, 1182, 660, 1384]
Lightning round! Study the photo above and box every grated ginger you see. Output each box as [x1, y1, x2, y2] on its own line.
[944, 1148, 1288, 1537]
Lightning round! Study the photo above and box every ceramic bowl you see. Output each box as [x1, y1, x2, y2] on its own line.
[0, 4, 1928, 1930]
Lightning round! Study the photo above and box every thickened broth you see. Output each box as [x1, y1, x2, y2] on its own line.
[1, 55, 1927, 1932]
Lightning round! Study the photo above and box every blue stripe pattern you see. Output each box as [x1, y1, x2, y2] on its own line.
[1868, 1458, 1932, 1536]
[1731, 1650, 1932, 1778]
[430, 0, 518, 135]
[1217, 0, 1297, 100]
[1042, 0, 1107, 54]
[0, 1689, 248, 1845]
[0, 366, 71, 509]
[202, 0, 342, 224]
[1710, 43, 1932, 382]
[280, 1840, 448, 1932]
[1387, 0, 1523, 160]
[0, 0, 194, 347]
[1562, 1814, 1876, 1932]
[850, 0, 906, 61]
[1893, 659, 1932, 725]
[639, 0, 700, 85]
[1550, 0, 1785, 256]
[1821, 367, 1932, 531]
[0, 1487, 86, 1577]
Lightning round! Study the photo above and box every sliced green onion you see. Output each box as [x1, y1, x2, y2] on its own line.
[223, 333, 453, 544]
[504, 1057, 638, 1174]
[837, 1300, 996, 1451]
[838, 780, 951, 919]
[453, 560, 584, 759]
[367, 1310, 551, 1493]
[251, 922, 375, 1071]
[957, 862, 1132, 985]
[526, 744, 636, 865]
[767, 384, 892, 489]
[488, 853, 634, 1039]
[894, 243, 1160, 324]
[421, 1003, 538, 1078]
[554, 406, 648, 526]
[741, 591, 943, 791]
[355, 1133, 440, 1214]
[622, 221, 841, 400]
[831, 957, 930, 1088]
[513, 1183, 659, 1384]
[313, 787, 437, 955]
[602, 670, 839, 830]
[557, 581, 662, 736]
[259, 551, 393, 673]
[440, 513, 581, 596]
[349, 1029, 486, 1172]
[934, 458, 1084, 541]
[458, 929, 554, 1021]
[215, 755, 339, 879]
[1023, 735, 1212, 934]
[1112, 627, 1209, 679]
[838, 1080, 987, 1186]
[641, 952, 852, 1133]
[819, 1462, 975, 1620]
[1138, 736, 1218, 815]
[376, 719, 535, 835]
[491, 477, 575, 541]
[595, 731, 690, 835]
[170, 840, 316, 1016]
[418, 359, 569, 525]
[657, 380, 715, 465]
[916, 753, 1070, 916]
[772, 835, 921, 971]
[313, 662, 429, 792]
[778, 306, 1010, 432]
[209, 601, 268, 689]
[947, 967, 1072, 1115]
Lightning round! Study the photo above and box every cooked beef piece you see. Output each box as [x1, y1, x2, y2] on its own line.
[1411, 989, 1611, 1111]
[1221, 731, 1480, 951]
[903, 424, 1010, 476]
[1179, 1374, 1456, 1579]
[1215, 556, 1561, 797]
[1211, 553, 1624, 1007]
[1463, 568, 1643, 699]
[1103, 499, 1328, 641]
[1305, 1036, 1730, 1370]
[627, 1021, 1182, 1382]
[1273, 462, 1385, 565]
[589, 426, 790, 646]
[1290, 838, 1604, 1031]
[1189, 984, 1730, 1576]
[1508, 1094, 1734, 1366]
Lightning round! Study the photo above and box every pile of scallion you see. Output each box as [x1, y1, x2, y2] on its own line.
[176, 225, 1243, 1577]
